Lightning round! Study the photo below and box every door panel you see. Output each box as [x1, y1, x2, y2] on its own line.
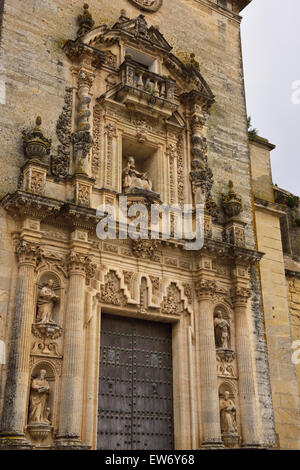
[98, 314, 174, 450]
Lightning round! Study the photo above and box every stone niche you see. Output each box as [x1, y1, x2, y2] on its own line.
[26, 362, 56, 447]
[122, 137, 161, 199]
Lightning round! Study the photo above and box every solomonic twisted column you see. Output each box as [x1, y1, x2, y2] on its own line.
[55, 251, 95, 450]
[195, 279, 223, 448]
[0, 241, 41, 449]
[231, 286, 261, 447]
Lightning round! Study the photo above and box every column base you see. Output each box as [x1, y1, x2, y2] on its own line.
[201, 440, 224, 450]
[241, 443, 264, 449]
[55, 437, 91, 450]
[0, 433, 34, 450]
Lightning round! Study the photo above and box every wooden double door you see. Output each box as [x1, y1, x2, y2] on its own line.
[97, 314, 174, 450]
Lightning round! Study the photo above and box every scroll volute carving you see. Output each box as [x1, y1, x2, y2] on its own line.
[27, 364, 55, 443]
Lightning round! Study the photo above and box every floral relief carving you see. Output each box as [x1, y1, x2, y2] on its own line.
[52, 87, 73, 178]
[101, 271, 127, 306]
[28, 170, 45, 195]
[132, 239, 159, 260]
[77, 183, 90, 207]
[161, 283, 183, 316]
[105, 123, 117, 187]
[176, 133, 185, 207]
[92, 103, 104, 177]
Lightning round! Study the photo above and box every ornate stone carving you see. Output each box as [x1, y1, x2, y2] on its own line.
[139, 277, 148, 313]
[231, 286, 252, 305]
[31, 323, 63, 357]
[36, 280, 59, 324]
[77, 3, 95, 37]
[135, 119, 152, 143]
[161, 283, 183, 316]
[128, 0, 163, 13]
[214, 309, 231, 349]
[72, 131, 94, 173]
[123, 156, 153, 193]
[195, 279, 217, 300]
[132, 239, 159, 260]
[100, 271, 127, 306]
[16, 240, 41, 266]
[52, 87, 73, 178]
[217, 350, 235, 378]
[177, 133, 185, 207]
[105, 123, 117, 187]
[183, 282, 193, 304]
[67, 252, 96, 283]
[149, 275, 160, 302]
[76, 182, 91, 206]
[22, 117, 52, 164]
[91, 103, 104, 178]
[221, 180, 242, 219]
[27, 369, 52, 442]
[25, 169, 46, 195]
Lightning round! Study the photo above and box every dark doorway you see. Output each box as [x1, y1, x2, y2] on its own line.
[97, 314, 174, 450]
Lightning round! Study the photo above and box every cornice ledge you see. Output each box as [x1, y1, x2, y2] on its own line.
[192, 0, 244, 23]
[1, 191, 64, 219]
[202, 239, 264, 264]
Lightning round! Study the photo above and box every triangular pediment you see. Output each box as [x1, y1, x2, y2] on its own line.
[84, 13, 172, 54]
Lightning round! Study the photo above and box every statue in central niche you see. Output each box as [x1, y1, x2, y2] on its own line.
[122, 156, 153, 194]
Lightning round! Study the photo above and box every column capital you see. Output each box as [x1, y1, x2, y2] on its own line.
[16, 239, 41, 267]
[195, 279, 217, 300]
[67, 251, 96, 282]
[231, 285, 252, 306]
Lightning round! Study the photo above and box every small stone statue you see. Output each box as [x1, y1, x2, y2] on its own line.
[122, 156, 153, 193]
[219, 391, 237, 434]
[37, 279, 59, 324]
[28, 369, 51, 425]
[214, 310, 231, 349]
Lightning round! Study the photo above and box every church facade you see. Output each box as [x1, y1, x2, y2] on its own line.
[0, 0, 299, 450]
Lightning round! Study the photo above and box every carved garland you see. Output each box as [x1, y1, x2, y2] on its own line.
[52, 87, 73, 178]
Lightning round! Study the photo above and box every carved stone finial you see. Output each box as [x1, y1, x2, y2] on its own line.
[77, 3, 95, 36]
[188, 52, 200, 71]
[22, 117, 52, 162]
[221, 180, 242, 219]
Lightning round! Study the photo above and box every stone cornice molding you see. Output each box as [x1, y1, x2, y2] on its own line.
[1, 191, 63, 220]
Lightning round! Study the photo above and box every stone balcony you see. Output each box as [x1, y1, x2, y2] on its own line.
[114, 58, 178, 118]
